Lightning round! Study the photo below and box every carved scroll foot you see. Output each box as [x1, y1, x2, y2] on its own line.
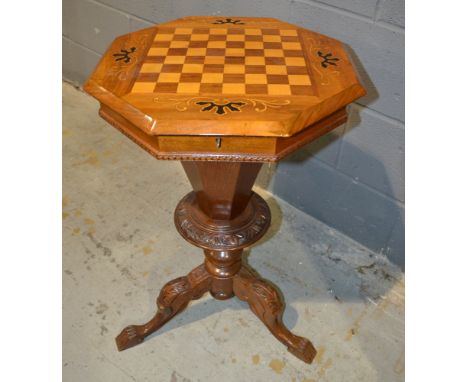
[233, 265, 317, 364]
[116, 264, 211, 351]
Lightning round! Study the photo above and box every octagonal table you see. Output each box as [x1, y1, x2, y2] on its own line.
[84, 15, 365, 364]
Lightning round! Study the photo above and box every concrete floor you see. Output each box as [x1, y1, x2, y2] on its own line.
[63, 82, 404, 382]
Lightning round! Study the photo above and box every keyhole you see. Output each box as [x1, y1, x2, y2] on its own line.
[216, 137, 222, 149]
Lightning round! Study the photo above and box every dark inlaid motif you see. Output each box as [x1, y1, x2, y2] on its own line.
[317, 51, 340, 68]
[196, 101, 246, 115]
[113, 47, 136, 63]
[212, 18, 245, 25]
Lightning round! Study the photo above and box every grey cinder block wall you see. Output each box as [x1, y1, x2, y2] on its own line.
[63, 0, 405, 269]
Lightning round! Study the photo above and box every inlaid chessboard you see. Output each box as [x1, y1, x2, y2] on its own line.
[131, 27, 314, 96]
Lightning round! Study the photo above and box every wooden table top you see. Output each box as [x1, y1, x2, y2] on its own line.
[84, 16, 365, 139]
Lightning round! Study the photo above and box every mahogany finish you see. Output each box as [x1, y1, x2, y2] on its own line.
[84, 15, 366, 364]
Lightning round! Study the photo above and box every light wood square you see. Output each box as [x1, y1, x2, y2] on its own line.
[288, 75, 312, 85]
[210, 28, 228, 34]
[222, 83, 246, 94]
[158, 73, 181, 83]
[225, 48, 245, 57]
[164, 56, 186, 64]
[245, 74, 268, 84]
[177, 83, 200, 94]
[182, 64, 204, 73]
[245, 56, 265, 65]
[267, 84, 291, 95]
[245, 29, 262, 35]
[224, 65, 245, 74]
[245, 41, 264, 49]
[207, 41, 226, 48]
[285, 57, 306, 66]
[201, 73, 224, 83]
[264, 49, 284, 57]
[205, 56, 225, 64]
[154, 34, 173, 41]
[132, 82, 155, 93]
[265, 65, 287, 75]
[148, 47, 169, 56]
[226, 34, 245, 41]
[192, 34, 209, 41]
[140, 63, 163, 73]
[263, 35, 281, 43]
[187, 48, 207, 56]
[282, 42, 302, 50]
[279, 29, 298, 36]
[170, 41, 189, 48]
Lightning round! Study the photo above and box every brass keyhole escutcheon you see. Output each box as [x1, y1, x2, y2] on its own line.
[216, 137, 222, 149]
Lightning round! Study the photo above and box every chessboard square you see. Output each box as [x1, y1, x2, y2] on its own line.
[267, 84, 291, 95]
[224, 65, 245, 74]
[245, 35, 263, 41]
[245, 84, 268, 94]
[245, 74, 268, 84]
[245, 56, 265, 65]
[245, 41, 264, 49]
[281, 35, 300, 42]
[267, 74, 289, 84]
[288, 74, 312, 85]
[225, 48, 245, 56]
[222, 83, 246, 94]
[264, 42, 282, 49]
[245, 65, 267, 74]
[283, 50, 304, 57]
[145, 56, 165, 64]
[187, 48, 207, 56]
[161, 64, 183, 72]
[180, 73, 203, 83]
[208, 34, 227, 41]
[226, 41, 245, 48]
[201, 73, 224, 83]
[282, 42, 302, 50]
[265, 57, 286, 65]
[204, 64, 225, 73]
[225, 56, 245, 65]
[209, 28, 228, 34]
[265, 65, 287, 75]
[285, 57, 306, 66]
[152, 41, 171, 48]
[264, 49, 284, 57]
[170, 40, 189, 48]
[200, 83, 223, 94]
[175, 28, 193, 34]
[184, 56, 205, 64]
[192, 28, 210, 34]
[223, 73, 245, 83]
[279, 29, 298, 36]
[177, 83, 200, 94]
[205, 56, 225, 65]
[287, 66, 309, 75]
[140, 63, 163, 73]
[167, 48, 188, 56]
[245, 49, 264, 57]
[262, 28, 280, 35]
[229, 28, 245, 35]
[137, 72, 158, 82]
[154, 33, 173, 41]
[158, 72, 181, 83]
[192, 34, 209, 41]
[173, 34, 191, 41]
[188, 40, 208, 48]
[206, 48, 226, 56]
[148, 47, 168, 56]
[207, 41, 226, 48]
[132, 82, 155, 93]
[226, 34, 245, 41]
[290, 85, 314, 96]
[263, 35, 281, 42]
[182, 63, 204, 73]
[245, 28, 262, 35]
[154, 82, 178, 93]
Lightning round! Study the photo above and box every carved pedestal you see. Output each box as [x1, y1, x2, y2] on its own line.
[115, 161, 317, 363]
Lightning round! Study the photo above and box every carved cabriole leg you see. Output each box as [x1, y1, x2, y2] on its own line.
[115, 264, 211, 351]
[233, 265, 317, 364]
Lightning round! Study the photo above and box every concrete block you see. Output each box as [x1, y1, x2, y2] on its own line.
[63, 37, 102, 85]
[97, 0, 173, 24]
[129, 15, 155, 33]
[290, 0, 404, 121]
[377, 0, 405, 28]
[63, 0, 130, 54]
[337, 106, 404, 202]
[273, 158, 402, 257]
[307, 0, 378, 18]
[386, 213, 405, 269]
